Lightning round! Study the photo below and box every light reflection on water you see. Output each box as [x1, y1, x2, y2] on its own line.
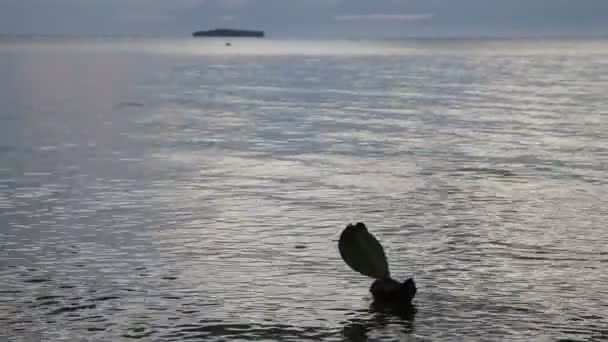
[0, 38, 607, 341]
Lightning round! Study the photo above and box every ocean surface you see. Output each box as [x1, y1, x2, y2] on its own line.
[0, 37, 607, 341]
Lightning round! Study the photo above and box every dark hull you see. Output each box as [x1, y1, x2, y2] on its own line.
[192, 29, 264, 38]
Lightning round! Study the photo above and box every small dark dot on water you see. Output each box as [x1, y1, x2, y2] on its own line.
[32, 300, 60, 308]
[162, 276, 178, 280]
[295, 245, 307, 249]
[35, 295, 62, 301]
[180, 310, 198, 314]
[87, 327, 107, 332]
[162, 296, 181, 300]
[59, 285, 75, 289]
[149, 307, 166, 312]
[94, 296, 120, 302]
[24, 278, 50, 283]
[49, 304, 96, 315]
[122, 328, 153, 339]
[135, 267, 147, 271]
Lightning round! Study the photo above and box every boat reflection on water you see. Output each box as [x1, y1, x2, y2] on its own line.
[342, 303, 416, 341]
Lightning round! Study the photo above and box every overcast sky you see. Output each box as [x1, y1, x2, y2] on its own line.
[2, 0, 608, 37]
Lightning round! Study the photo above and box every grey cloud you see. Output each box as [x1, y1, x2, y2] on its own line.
[334, 14, 434, 23]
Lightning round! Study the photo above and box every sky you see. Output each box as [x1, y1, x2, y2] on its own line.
[2, 0, 608, 38]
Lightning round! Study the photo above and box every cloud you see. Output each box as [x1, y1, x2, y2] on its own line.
[220, 15, 238, 22]
[334, 13, 434, 23]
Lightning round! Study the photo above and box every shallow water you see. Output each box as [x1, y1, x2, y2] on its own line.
[1, 37, 607, 341]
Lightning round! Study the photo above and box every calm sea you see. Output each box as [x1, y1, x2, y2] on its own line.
[0, 37, 607, 341]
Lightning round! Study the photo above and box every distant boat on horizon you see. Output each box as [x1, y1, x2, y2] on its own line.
[192, 28, 265, 38]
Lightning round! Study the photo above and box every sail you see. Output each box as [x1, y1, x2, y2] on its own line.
[338, 222, 390, 279]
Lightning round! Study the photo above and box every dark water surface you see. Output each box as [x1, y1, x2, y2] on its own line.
[1, 38, 607, 341]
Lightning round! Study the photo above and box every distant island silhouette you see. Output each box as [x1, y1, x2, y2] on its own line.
[192, 29, 264, 38]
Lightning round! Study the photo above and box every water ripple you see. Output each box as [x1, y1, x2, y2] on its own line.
[1, 38, 607, 341]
